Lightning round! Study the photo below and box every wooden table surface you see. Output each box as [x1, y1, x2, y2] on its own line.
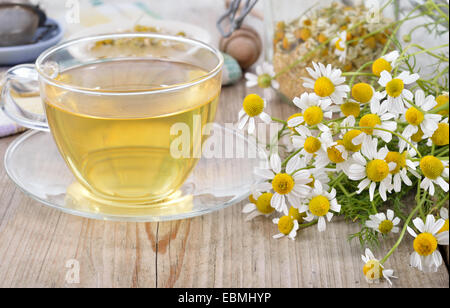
[0, 80, 448, 288]
[0, 0, 448, 288]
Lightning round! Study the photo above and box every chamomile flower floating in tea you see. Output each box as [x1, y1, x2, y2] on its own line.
[361, 249, 397, 286]
[371, 51, 400, 77]
[365, 210, 401, 235]
[378, 71, 420, 115]
[419, 155, 449, 195]
[407, 215, 449, 273]
[303, 62, 350, 105]
[238, 94, 272, 134]
[272, 216, 299, 240]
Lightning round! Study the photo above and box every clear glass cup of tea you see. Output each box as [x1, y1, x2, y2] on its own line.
[1, 33, 224, 205]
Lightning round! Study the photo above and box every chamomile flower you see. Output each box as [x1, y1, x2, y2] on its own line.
[351, 82, 385, 106]
[331, 30, 348, 63]
[288, 92, 333, 131]
[408, 215, 449, 273]
[378, 70, 420, 115]
[242, 192, 275, 221]
[385, 149, 420, 192]
[345, 101, 397, 144]
[348, 138, 395, 201]
[340, 101, 361, 118]
[245, 62, 280, 90]
[438, 208, 449, 234]
[372, 50, 400, 76]
[366, 210, 401, 235]
[361, 248, 397, 286]
[253, 153, 313, 215]
[428, 117, 449, 147]
[298, 183, 341, 232]
[272, 216, 299, 240]
[238, 94, 272, 134]
[303, 62, 350, 105]
[400, 90, 442, 151]
[291, 128, 333, 167]
[419, 155, 449, 195]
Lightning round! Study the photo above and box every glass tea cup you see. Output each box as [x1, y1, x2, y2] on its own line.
[1, 33, 224, 205]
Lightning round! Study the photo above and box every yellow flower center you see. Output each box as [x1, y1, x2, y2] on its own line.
[359, 114, 381, 135]
[343, 130, 363, 152]
[411, 128, 424, 142]
[413, 233, 438, 256]
[405, 107, 424, 126]
[431, 123, 449, 146]
[352, 83, 374, 103]
[378, 220, 394, 234]
[385, 151, 406, 174]
[434, 95, 449, 116]
[309, 195, 330, 217]
[303, 106, 324, 126]
[372, 58, 392, 76]
[249, 194, 257, 204]
[363, 260, 383, 281]
[272, 173, 295, 195]
[335, 38, 345, 51]
[304, 136, 322, 154]
[289, 207, 306, 223]
[314, 76, 335, 97]
[243, 94, 264, 117]
[327, 141, 346, 163]
[438, 219, 449, 234]
[340, 101, 361, 117]
[277, 216, 294, 235]
[366, 159, 390, 182]
[386, 78, 404, 98]
[256, 192, 275, 214]
[257, 73, 272, 88]
[420, 155, 444, 180]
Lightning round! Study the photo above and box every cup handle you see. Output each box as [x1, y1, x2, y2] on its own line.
[1, 64, 49, 131]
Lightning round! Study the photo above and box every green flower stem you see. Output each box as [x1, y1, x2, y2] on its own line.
[430, 102, 449, 114]
[271, 117, 287, 125]
[380, 179, 426, 265]
[348, 61, 375, 92]
[341, 72, 376, 77]
[339, 126, 423, 158]
[281, 148, 301, 168]
[336, 181, 351, 198]
[397, 43, 449, 63]
[428, 0, 450, 22]
[298, 219, 318, 229]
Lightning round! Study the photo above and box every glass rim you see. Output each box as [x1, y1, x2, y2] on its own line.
[35, 33, 224, 96]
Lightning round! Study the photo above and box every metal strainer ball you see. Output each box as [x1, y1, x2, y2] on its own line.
[0, 0, 47, 47]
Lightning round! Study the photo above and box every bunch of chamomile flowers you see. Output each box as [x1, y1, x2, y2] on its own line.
[238, 52, 449, 285]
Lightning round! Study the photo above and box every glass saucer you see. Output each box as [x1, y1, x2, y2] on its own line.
[4, 124, 267, 222]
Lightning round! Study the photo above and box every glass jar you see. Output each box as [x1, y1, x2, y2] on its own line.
[263, 0, 397, 101]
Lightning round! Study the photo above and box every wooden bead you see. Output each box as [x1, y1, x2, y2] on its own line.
[219, 25, 262, 70]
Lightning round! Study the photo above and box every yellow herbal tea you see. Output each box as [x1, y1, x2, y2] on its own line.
[44, 59, 220, 203]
